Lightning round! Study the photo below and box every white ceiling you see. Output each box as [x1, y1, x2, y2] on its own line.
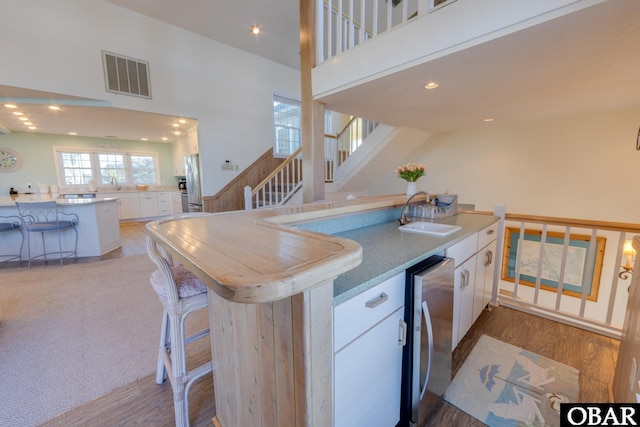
[316, 0, 640, 133]
[1, 0, 639, 142]
[0, 85, 198, 143]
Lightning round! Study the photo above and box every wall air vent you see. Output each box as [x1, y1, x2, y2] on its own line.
[102, 51, 151, 99]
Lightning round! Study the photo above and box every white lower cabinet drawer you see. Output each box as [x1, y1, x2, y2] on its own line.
[445, 233, 478, 267]
[478, 222, 498, 249]
[334, 272, 405, 352]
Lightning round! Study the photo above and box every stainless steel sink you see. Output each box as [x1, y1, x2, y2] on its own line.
[398, 221, 461, 236]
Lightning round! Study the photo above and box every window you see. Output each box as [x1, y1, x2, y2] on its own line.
[54, 147, 159, 188]
[98, 153, 126, 184]
[131, 155, 156, 184]
[273, 94, 301, 157]
[61, 152, 93, 185]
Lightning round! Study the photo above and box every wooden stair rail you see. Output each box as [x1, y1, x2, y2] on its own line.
[246, 147, 303, 209]
[203, 148, 285, 212]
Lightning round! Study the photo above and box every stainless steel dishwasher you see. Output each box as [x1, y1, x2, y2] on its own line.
[400, 255, 455, 427]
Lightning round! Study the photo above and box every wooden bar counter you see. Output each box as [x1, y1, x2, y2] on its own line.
[146, 195, 410, 427]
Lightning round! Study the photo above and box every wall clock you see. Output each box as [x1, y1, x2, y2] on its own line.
[0, 147, 23, 172]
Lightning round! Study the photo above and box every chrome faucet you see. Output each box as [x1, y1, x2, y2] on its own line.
[399, 191, 430, 225]
[111, 177, 121, 191]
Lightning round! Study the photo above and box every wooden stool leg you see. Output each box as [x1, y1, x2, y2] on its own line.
[169, 311, 189, 427]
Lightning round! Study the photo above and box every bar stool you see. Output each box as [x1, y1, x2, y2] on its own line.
[146, 232, 213, 427]
[16, 201, 79, 267]
[0, 214, 23, 262]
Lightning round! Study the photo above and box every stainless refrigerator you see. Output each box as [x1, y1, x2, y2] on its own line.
[185, 153, 202, 212]
[401, 255, 455, 426]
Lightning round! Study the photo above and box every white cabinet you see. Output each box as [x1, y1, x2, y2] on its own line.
[157, 192, 172, 216]
[474, 224, 498, 320]
[454, 254, 477, 350]
[334, 272, 406, 427]
[139, 193, 159, 218]
[101, 191, 181, 221]
[446, 222, 499, 350]
[115, 193, 141, 220]
[96, 201, 121, 253]
[171, 128, 198, 176]
[171, 192, 183, 214]
[172, 139, 187, 176]
[186, 127, 199, 154]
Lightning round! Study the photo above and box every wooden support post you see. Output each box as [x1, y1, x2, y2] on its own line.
[300, 0, 325, 203]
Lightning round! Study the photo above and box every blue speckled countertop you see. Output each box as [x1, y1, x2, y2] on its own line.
[298, 210, 498, 306]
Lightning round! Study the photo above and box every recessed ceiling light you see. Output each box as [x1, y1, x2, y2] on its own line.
[24, 122, 32, 126]
[178, 119, 186, 124]
[162, 137, 168, 141]
[174, 131, 181, 135]
[28, 126, 36, 130]
[251, 25, 260, 35]
[18, 117, 29, 121]
[4, 104, 17, 109]
[48, 105, 61, 111]
[12, 111, 23, 116]
[68, 132, 77, 135]
[172, 123, 180, 127]
[483, 118, 495, 122]
[141, 138, 148, 141]
[424, 82, 439, 90]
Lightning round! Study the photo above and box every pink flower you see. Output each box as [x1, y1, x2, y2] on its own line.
[395, 162, 427, 182]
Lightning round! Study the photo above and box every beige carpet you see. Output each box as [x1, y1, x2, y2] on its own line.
[0, 255, 209, 427]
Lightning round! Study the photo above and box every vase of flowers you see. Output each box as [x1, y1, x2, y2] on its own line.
[395, 163, 427, 196]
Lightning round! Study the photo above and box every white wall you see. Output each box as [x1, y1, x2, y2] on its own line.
[369, 106, 640, 224]
[0, 0, 300, 196]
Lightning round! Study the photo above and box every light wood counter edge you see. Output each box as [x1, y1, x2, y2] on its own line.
[146, 194, 410, 304]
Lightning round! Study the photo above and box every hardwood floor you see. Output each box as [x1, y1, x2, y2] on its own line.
[32, 222, 619, 426]
[425, 305, 619, 427]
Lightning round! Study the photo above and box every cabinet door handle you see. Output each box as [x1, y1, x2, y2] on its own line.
[463, 269, 470, 289]
[365, 292, 388, 308]
[459, 270, 466, 289]
[486, 229, 495, 235]
[398, 319, 407, 347]
[485, 250, 493, 267]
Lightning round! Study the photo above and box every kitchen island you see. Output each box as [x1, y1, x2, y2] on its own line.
[145, 194, 498, 427]
[0, 194, 121, 260]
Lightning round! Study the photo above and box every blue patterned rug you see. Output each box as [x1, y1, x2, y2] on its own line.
[445, 335, 579, 427]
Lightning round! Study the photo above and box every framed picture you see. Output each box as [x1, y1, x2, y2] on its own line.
[501, 227, 606, 301]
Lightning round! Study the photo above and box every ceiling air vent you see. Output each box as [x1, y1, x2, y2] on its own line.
[102, 51, 151, 99]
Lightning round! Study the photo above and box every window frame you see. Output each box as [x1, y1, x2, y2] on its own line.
[53, 146, 160, 189]
[273, 93, 302, 158]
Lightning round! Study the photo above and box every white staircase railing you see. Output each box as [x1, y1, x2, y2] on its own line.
[317, 0, 456, 64]
[324, 116, 378, 182]
[245, 115, 378, 207]
[480, 207, 640, 339]
[244, 148, 302, 210]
